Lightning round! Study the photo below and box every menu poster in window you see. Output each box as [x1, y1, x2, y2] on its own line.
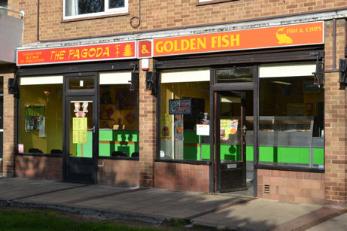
[72, 117, 88, 144]
[160, 114, 172, 139]
[169, 99, 191, 115]
[220, 119, 238, 140]
[24, 105, 45, 133]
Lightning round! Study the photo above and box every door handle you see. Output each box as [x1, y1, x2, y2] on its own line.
[91, 126, 96, 133]
[242, 125, 247, 136]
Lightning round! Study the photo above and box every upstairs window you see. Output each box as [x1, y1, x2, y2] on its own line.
[0, 0, 7, 7]
[64, 0, 128, 19]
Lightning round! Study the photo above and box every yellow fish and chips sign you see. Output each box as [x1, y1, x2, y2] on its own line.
[153, 22, 323, 57]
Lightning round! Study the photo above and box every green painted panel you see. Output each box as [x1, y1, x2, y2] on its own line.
[76, 131, 93, 158]
[313, 148, 324, 165]
[114, 131, 138, 142]
[201, 144, 210, 160]
[99, 129, 114, 141]
[74, 130, 141, 157]
[277, 147, 310, 164]
[220, 144, 240, 161]
[99, 143, 112, 157]
[259, 146, 275, 162]
[184, 131, 199, 143]
[180, 142, 324, 166]
[166, 128, 325, 165]
[246, 146, 254, 161]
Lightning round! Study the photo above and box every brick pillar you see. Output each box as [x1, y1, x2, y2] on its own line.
[139, 59, 156, 187]
[2, 73, 15, 177]
[324, 19, 347, 206]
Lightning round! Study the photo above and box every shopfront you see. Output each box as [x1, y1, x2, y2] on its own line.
[16, 41, 141, 185]
[14, 20, 329, 203]
[153, 21, 326, 200]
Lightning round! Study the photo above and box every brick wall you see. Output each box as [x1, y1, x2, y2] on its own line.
[15, 155, 63, 180]
[11, 0, 347, 44]
[139, 61, 156, 187]
[154, 162, 210, 192]
[2, 73, 15, 177]
[324, 19, 347, 206]
[257, 169, 325, 204]
[97, 159, 140, 187]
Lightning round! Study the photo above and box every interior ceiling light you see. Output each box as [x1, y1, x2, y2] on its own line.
[272, 81, 292, 86]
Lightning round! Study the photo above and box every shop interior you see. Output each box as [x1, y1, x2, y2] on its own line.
[18, 78, 139, 159]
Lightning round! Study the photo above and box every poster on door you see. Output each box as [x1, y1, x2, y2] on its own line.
[220, 119, 238, 140]
[72, 117, 88, 144]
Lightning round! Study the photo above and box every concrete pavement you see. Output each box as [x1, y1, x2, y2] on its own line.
[308, 212, 347, 231]
[0, 177, 345, 230]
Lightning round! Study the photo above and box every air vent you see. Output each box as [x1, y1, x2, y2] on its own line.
[264, 184, 270, 194]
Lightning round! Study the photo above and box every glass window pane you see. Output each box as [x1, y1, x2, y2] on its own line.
[160, 81, 210, 161]
[18, 84, 63, 154]
[78, 0, 104, 15]
[219, 91, 253, 163]
[69, 101, 94, 158]
[99, 84, 139, 159]
[0, 0, 7, 7]
[109, 0, 125, 8]
[69, 77, 95, 90]
[65, 0, 104, 16]
[259, 76, 324, 169]
[216, 67, 253, 83]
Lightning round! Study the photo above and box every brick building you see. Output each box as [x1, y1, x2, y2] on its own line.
[1, 0, 347, 206]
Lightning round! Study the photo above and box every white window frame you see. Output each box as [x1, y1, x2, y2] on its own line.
[63, 0, 128, 20]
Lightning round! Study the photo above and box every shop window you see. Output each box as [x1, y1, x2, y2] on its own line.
[0, 0, 7, 7]
[99, 72, 139, 159]
[64, 0, 128, 19]
[216, 67, 253, 83]
[18, 77, 63, 154]
[259, 64, 324, 169]
[159, 70, 211, 161]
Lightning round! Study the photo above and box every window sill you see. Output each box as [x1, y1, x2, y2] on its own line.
[62, 12, 129, 23]
[197, 0, 238, 6]
[256, 163, 324, 173]
[155, 159, 211, 165]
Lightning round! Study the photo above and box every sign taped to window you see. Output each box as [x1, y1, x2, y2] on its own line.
[220, 119, 238, 140]
[196, 124, 210, 136]
[169, 99, 191, 115]
[72, 117, 88, 144]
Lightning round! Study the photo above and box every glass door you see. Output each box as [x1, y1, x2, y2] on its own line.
[215, 91, 247, 192]
[64, 73, 98, 184]
[65, 97, 97, 183]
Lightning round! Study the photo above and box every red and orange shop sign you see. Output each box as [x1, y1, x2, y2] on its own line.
[16, 22, 324, 66]
[138, 40, 152, 58]
[17, 41, 136, 66]
[153, 22, 324, 57]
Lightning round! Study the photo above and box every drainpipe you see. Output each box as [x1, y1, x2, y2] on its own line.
[37, 0, 40, 41]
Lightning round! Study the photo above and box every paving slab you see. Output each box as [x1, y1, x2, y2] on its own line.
[72, 188, 250, 220]
[0, 178, 336, 230]
[19, 184, 138, 205]
[307, 212, 347, 231]
[0, 178, 82, 200]
[192, 198, 322, 231]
